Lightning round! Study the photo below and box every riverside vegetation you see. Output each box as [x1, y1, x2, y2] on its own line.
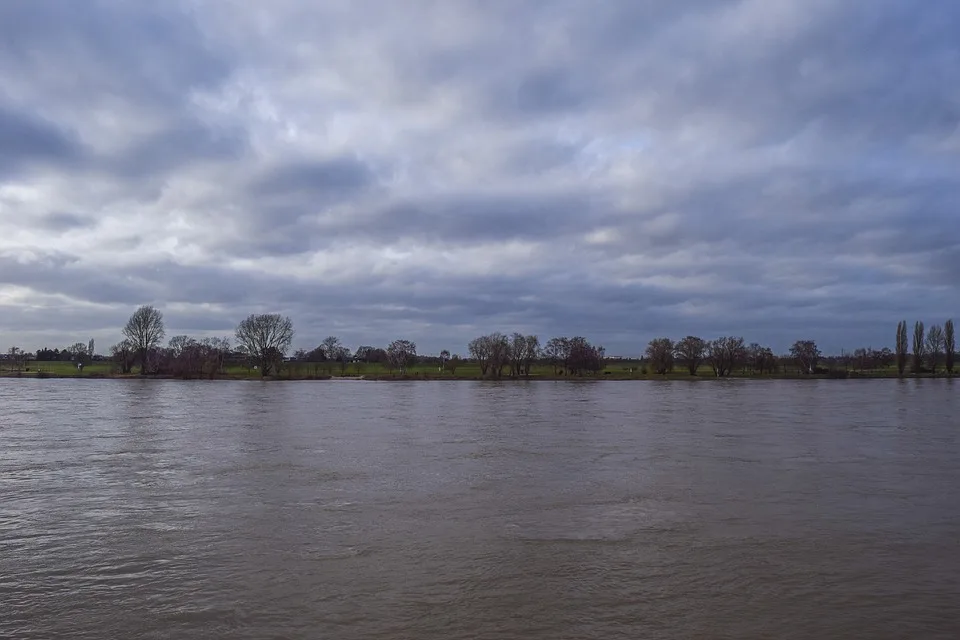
[1, 306, 955, 381]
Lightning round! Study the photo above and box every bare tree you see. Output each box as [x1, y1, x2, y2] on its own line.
[488, 333, 510, 378]
[896, 321, 909, 377]
[509, 333, 526, 377]
[707, 337, 746, 377]
[645, 338, 674, 375]
[675, 336, 706, 375]
[542, 337, 570, 375]
[439, 349, 450, 373]
[201, 337, 231, 375]
[387, 339, 417, 375]
[166, 335, 214, 379]
[168, 335, 194, 359]
[448, 354, 461, 375]
[747, 343, 776, 374]
[321, 336, 349, 375]
[468, 336, 493, 377]
[875, 347, 894, 371]
[567, 336, 605, 376]
[946, 319, 955, 374]
[123, 305, 166, 375]
[88, 338, 95, 360]
[521, 335, 540, 376]
[789, 340, 821, 374]
[7, 346, 25, 372]
[110, 340, 135, 374]
[926, 324, 945, 374]
[68, 342, 88, 364]
[321, 335, 340, 359]
[235, 313, 294, 377]
[507, 333, 540, 377]
[338, 348, 352, 375]
[912, 321, 925, 374]
[469, 333, 510, 378]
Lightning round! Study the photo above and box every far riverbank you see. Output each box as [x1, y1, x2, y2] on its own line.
[1, 371, 953, 382]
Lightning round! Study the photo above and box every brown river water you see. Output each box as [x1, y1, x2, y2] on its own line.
[1, 378, 958, 639]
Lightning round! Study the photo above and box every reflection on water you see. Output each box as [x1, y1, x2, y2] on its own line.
[1, 378, 959, 639]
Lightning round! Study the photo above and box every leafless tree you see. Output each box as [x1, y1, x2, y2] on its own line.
[123, 305, 166, 375]
[789, 340, 821, 374]
[896, 321, 909, 376]
[448, 354, 461, 375]
[439, 349, 450, 373]
[707, 336, 746, 377]
[926, 324, 945, 374]
[945, 319, 955, 374]
[509, 333, 526, 377]
[875, 347, 894, 370]
[7, 346, 25, 372]
[508, 333, 540, 377]
[165, 335, 214, 378]
[675, 336, 706, 375]
[320, 336, 350, 374]
[645, 337, 674, 375]
[168, 335, 194, 359]
[521, 335, 540, 376]
[235, 313, 294, 377]
[201, 337, 231, 375]
[386, 339, 417, 375]
[488, 333, 510, 378]
[912, 321, 925, 374]
[468, 336, 492, 377]
[542, 337, 570, 375]
[68, 342, 88, 364]
[320, 336, 340, 361]
[110, 340, 135, 374]
[469, 333, 510, 378]
[88, 338, 95, 359]
[338, 348, 353, 375]
[567, 336, 605, 375]
[747, 343, 776, 374]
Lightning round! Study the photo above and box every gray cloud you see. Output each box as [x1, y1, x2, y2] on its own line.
[0, 104, 84, 175]
[1, 0, 959, 355]
[35, 212, 98, 231]
[251, 157, 379, 198]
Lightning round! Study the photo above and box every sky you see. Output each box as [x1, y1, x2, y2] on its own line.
[1, 0, 958, 356]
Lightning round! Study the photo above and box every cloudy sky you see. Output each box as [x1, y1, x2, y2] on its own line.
[1, 0, 958, 356]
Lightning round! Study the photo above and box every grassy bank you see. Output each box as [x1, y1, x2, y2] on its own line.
[1, 361, 951, 381]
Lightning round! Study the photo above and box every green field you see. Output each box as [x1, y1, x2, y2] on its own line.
[0, 359, 921, 380]
[9, 360, 114, 376]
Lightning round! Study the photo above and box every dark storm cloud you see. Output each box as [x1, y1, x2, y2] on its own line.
[0, 1, 231, 104]
[35, 212, 98, 231]
[251, 157, 379, 198]
[107, 117, 249, 178]
[316, 190, 602, 245]
[0, 104, 85, 175]
[0, 252, 149, 306]
[1, 0, 958, 354]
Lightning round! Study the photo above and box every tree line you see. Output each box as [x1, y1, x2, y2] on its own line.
[111, 306, 423, 378]
[642, 319, 955, 377]
[4, 305, 956, 379]
[896, 319, 955, 376]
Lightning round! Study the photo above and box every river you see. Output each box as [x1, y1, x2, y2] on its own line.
[1, 378, 958, 638]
